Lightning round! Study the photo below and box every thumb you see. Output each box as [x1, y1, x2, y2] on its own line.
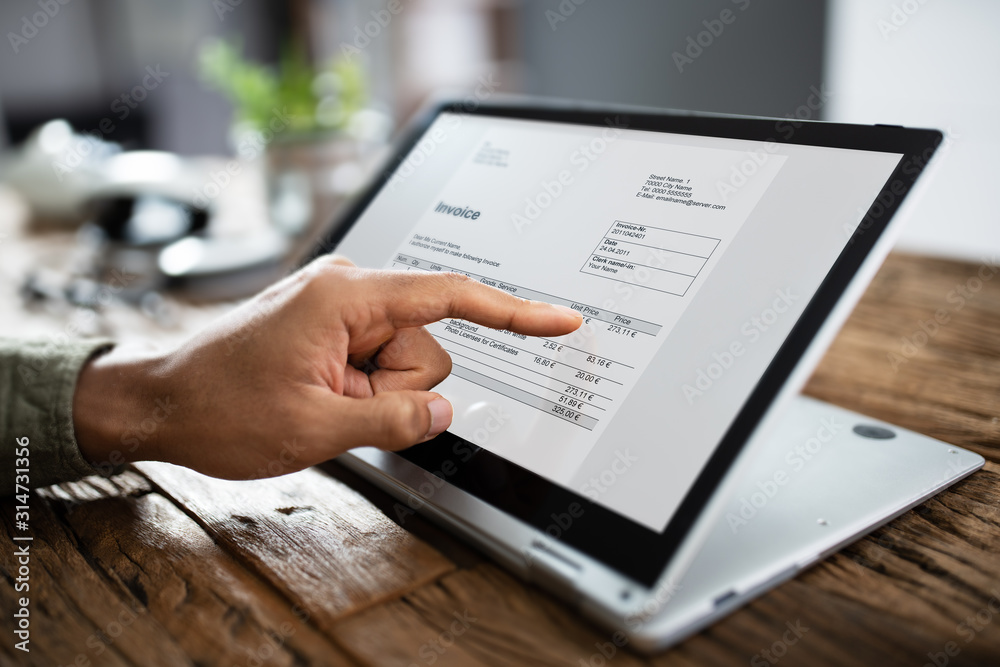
[331, 391, 453, 452]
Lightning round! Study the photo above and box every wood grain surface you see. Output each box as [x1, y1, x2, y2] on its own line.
[134, 462, 455, 632]
[2, 252, 999, 667]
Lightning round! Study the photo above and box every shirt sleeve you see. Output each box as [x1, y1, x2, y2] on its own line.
[1, 337, 120, 495]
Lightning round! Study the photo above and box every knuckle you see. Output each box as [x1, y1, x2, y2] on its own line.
[326, 254, 356, 268]
[438, 272, 473, 292]
[443, 271, 473, 285]
[297, 258, 342, 295]
[320, 254, 351, 270]
[380, 336, 403, 362]
[301, 254, 342, 280]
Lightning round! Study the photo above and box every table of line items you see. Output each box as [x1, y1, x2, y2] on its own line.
[580, 220, 720, 296]
[390, 252, 663, 431]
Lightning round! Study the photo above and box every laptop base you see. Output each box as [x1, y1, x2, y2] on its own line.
[337, 395, 983, 653]
[632, 395, 984, 651]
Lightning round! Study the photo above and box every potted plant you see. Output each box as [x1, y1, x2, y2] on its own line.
[198, 39, 377, 238]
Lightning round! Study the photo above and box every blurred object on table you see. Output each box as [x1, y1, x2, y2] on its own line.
[0, 120, 321, 306]
[0, 119, 120, 228]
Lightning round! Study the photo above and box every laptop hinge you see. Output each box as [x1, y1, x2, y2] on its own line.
[525, 541, 582, 603]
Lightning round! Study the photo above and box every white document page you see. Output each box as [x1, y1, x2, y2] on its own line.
[385, 124, 786, 482]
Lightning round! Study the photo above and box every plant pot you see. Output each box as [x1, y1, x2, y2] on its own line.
[264, 130, 362, 240]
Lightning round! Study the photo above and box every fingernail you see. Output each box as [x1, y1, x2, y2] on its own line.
[552, 304, 582, 319]
[426, 398, 453, 437]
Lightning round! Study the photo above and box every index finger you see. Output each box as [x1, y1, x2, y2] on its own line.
[377, 271, 583, 336]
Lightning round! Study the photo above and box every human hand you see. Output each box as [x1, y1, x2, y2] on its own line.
[72, 256, 582, 479]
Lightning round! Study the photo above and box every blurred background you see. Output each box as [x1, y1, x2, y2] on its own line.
[0, 0, 996, 341]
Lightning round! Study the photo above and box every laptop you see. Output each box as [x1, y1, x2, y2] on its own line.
[303, 98, 984, 652]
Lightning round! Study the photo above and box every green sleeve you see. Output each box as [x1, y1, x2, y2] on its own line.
[1, 337, 121, 495]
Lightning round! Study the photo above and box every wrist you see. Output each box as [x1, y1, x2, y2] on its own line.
[73, 347, 170, 469]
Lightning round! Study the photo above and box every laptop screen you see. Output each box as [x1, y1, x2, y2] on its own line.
[323, 105, 938, 583]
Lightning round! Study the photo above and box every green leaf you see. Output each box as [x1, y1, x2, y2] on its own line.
[196, 37, 367, 135]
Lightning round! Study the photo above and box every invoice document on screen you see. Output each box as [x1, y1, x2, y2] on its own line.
[383, 123, 787, 484]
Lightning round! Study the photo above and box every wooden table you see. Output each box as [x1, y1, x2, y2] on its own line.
[2, 252, 999, 666]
